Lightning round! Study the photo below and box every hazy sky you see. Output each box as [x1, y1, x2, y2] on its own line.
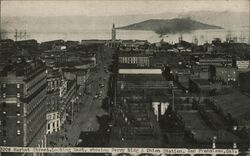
[2, 0, 249, 17]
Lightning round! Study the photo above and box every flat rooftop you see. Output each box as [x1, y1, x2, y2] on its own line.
[213, 91, 250, 120]
[190, 78, 211, 86]
[118, 74, 166, 81]
[118, 68, 162, 74]
[179, 111, 210, 130]
[178, 111, 239, 143]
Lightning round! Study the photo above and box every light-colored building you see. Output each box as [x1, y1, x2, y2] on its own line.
[236, 60, 250, 72]
[46, 111, 60, 134]
[119, 68, 162, 74]
[118, 52, 152, 67]
[152, 101, 169, 121]
[46, 68, 62, 135]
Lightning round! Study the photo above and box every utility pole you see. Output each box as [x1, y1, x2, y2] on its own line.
[24, 30, 27, 40]
[172, 89, 175, 111]
[14, 29, 18, 41]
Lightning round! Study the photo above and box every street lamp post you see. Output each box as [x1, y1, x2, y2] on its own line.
[212, 136, 217, 149]
[71, 100, 74, 122]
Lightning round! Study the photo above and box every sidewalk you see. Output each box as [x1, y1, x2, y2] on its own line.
[47, 46, 114, 150]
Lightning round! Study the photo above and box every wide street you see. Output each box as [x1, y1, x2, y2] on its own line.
[48, 46, 114, 148]
[62, 45, 112, 146]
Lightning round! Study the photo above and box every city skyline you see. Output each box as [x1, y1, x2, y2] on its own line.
[1, 1, 250, 154]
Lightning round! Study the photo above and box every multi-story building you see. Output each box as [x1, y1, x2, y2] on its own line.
[191, 65, 210, 79]
[14, 39, 38, 49]
[40, 39, 65, 50]
[46, 68, 62, 134]
[236, 60, 250, 72]
[0, 39, 15, 49]
[59, 79, 77, 126]
[111, 65, 176, 147]
[198, 58, 232, 66]
[0, 59, 47, 147]
[62, 67, 90, 96]
[210, 66, 238, 83]
[118, 52, 152, 67]
[239, 71, 250, 93]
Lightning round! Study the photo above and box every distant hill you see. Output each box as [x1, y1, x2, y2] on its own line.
[117, 18, 223, 35]
[177, 11, 249, 30]
[2, 11, 246, 35]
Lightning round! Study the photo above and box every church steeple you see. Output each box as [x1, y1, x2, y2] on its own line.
[112, 24, 116, 42]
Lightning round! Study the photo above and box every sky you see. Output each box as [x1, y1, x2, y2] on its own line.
[1, 0, 249, 17]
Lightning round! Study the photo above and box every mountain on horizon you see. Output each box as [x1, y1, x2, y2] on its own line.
[117, 18, 222, 35]
[1, 11, 248, 34]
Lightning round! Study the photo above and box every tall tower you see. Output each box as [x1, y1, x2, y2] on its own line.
[112, 24, 116, 42]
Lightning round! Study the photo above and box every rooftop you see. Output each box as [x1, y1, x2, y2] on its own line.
[178, 111, 239, 143]
[118, 51, 152, 57]
[118, 68, 162, 74]
[118, 74, 166, 81]
[0, 59, 45, 77]
[190, 78, 211, 86]
[213, 91, 250, 120]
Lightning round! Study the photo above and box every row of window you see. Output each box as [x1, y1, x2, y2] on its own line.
[47, 113, 59, 120]
[1, 83, 20, 88]
[1, 129, 21, 136]
[2, 111, 21, 117]
[1, 93, 21, 98]
[1, 102, 21, 108]
[47, 120, 60, 130]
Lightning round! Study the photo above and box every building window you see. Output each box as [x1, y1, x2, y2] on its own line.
[47, 124, 50, 130]
[17, 103, 20, 107]
[2, 120, 6, 126]
[17, 84, 20, 89]
[3, 130, 6, 136]
[17, 130, 21, 135]
[17, 93, 20, 98]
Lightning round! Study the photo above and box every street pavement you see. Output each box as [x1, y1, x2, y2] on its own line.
[48, 46, 114, 148]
